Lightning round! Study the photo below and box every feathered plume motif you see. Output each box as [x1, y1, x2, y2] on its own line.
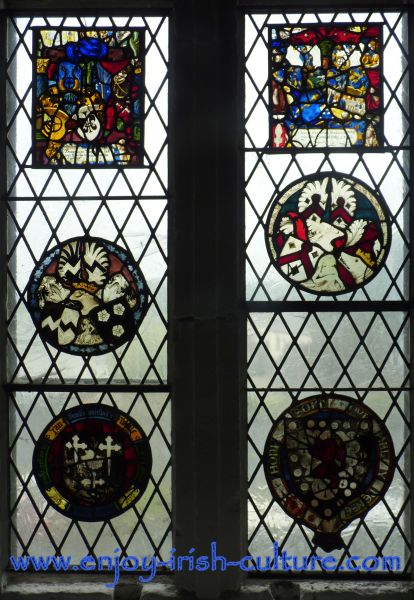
[280, 216, 294, 235]
[331, 178, 356, 216]
[298, 177, 329, 213]
[57, 240, 109, 289]
[83, 242, 110, 286]
[58, 241, 82, 282]
[373, 239, 381, 257]
[345, 219, 367, 247]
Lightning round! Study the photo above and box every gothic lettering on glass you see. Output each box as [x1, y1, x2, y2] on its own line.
[266, 173, 390, 294]
[27, 238, 148, 354]
[33, 404, 152, 521]
[33, 28, 145, 166]
[263, 395, 394, 551]
[269, 25, 382, 149]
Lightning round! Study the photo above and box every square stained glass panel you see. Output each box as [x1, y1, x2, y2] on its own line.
[269, 24, 383, 149]
[33, 28, 145, 167]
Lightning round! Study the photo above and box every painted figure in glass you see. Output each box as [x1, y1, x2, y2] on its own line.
[34, 28, 145, 166]
[269, 25, 382, 148]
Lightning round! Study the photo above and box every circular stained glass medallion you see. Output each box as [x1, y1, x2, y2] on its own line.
[33, 404, 152, 521]
[27, 237, 148, 355]
[263, 395, 395, 551]
[266, 173, 391, 294]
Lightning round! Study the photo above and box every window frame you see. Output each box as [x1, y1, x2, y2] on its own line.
[0, 0, 413, 598]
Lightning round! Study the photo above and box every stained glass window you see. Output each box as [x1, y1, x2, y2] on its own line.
[269, 25, 383, 149]
[7, 14, 170, 565]
[263, 394, 394, 551]
[246, 9, 410, 576]
[34, 28, 145, 167]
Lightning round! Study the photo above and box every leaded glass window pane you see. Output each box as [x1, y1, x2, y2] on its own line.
[262, 393, 395, 552]
[7, 14, 171, 564]
[11, 391, 171, 560]
[246, 9, 410, 576]
[247, 311, 409, 570]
